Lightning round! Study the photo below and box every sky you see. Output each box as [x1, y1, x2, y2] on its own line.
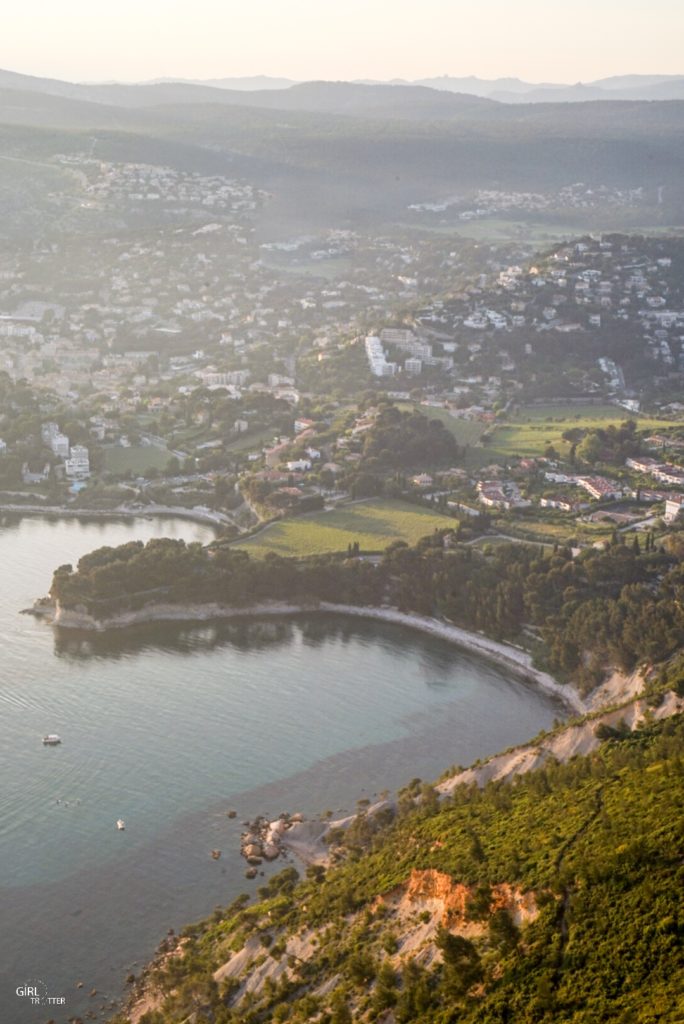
[2, 0, 683, 84]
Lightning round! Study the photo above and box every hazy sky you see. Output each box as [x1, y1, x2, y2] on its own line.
[3, 0, 683, 83]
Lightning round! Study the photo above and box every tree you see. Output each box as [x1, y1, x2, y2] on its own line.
[436, 928, 483, 997]
[577, 432, 603, 465]
[329, 989, 352, 1024]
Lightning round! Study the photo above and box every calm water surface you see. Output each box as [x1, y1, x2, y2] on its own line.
[0, 516, 564, 1022]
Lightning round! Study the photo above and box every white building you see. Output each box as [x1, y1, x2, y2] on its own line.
[51, 433, 70, 458]
[664, 497, 684, 523]
[65, 445, 90, 479]
[365, 336, 396, 377]
[379, 327, 415, 346]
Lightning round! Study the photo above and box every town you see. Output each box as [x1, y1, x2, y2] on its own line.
[1, 157, 683, 557]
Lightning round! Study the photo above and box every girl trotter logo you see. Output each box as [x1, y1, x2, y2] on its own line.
[15, 979, 65, 1007]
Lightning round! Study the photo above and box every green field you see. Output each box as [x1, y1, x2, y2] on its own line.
[398, 403, 489, 446]
[103, 445, 171, 474]
[468, 404, 682, 467]
[236, 499, 457, 557]
[259, 253, 353, 280]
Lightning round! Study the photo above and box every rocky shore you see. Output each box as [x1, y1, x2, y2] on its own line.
[239, 812, 304, 877]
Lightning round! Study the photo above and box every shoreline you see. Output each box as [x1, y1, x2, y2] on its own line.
[50, 599, 586, 715]
[0, 502, 228, 527]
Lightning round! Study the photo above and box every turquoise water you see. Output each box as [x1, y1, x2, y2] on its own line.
[0, 516, 564, 1022]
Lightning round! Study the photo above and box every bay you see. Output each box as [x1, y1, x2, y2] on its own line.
[0, 515, 564, 1023]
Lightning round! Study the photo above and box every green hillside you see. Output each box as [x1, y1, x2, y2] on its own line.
[113, 713, 684, 1023]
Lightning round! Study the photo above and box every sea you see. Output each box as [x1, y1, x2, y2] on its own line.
[0, 514, 565, 1023]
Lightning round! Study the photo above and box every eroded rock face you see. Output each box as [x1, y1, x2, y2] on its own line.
[397, 869, 538, 929]
[405, 868, 472, 927]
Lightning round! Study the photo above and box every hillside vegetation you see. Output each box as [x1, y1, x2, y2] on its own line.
[113, 714, 684, 1024]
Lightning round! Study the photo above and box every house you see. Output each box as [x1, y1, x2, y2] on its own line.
[577, 476, 623, 501]
[294, 418, 315, 434]
[50, 433, 70, 458]
[286, 459, 312, 472]
[22, 462, 50, 485]
[447, 500, 480, 517]
[664, 497, 684, 523]
[540, 496, 577, 512]
[652, 464, 684, 486]
[477, 481, 510, 510]
[626, 456, 662, 474]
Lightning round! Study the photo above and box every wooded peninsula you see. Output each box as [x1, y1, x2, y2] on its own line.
[51, 529, 684, 696]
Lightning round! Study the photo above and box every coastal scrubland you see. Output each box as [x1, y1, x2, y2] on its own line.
[113, 713, 684, 1024]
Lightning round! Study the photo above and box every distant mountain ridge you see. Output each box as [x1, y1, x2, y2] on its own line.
[3, 67, 684, 105]
[143, 71, 684, 103]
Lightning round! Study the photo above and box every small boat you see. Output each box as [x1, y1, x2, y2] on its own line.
[42, 734, 61, 745]
[116, 819, 126, 830]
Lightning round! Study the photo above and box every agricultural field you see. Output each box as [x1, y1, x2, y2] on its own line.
[102, 444, 171, 475]
[467, 403, 682, 467]
[236, 498, 457, 558]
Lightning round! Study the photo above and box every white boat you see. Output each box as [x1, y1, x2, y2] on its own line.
[42, 734, 61, 745]
[116, 819, 126, 830]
